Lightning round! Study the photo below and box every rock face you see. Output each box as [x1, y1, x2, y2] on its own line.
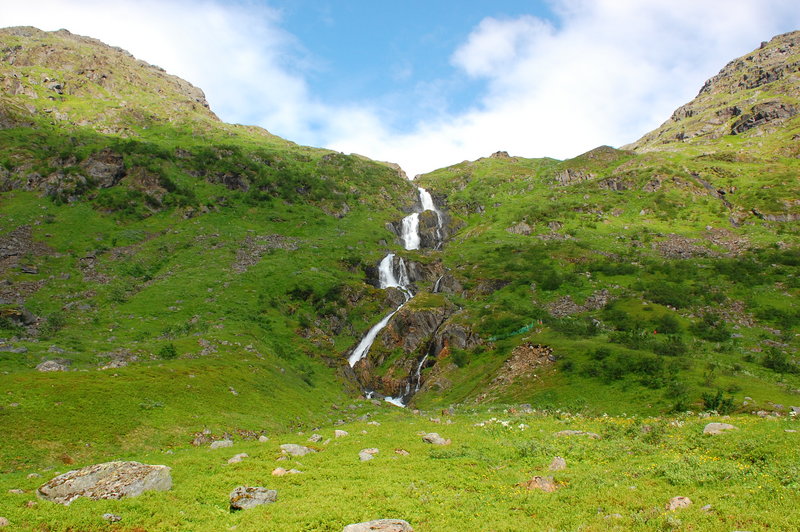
[37, 461, 172, 505]
[229, 486, 277, 511]
[342, 519, 414, 532]
[703, 422, 738, 435]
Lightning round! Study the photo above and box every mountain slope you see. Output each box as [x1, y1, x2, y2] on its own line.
[0, 27, 419, 469]
[409, 35, 799, 412]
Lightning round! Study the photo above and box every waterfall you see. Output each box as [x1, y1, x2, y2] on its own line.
[418, 187, 444, 249]
[412, 354, 429, 392]
[349, 181, 447, 406]
[348, 254, 412, 368]
[432, 275, 444, 293]
[400, 213, 420, 250]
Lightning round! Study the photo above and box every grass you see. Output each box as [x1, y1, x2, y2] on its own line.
[1, 406, 798, 530]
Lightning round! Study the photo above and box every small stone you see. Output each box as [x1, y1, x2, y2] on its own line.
[666, 496, 692, 511]
[210, 439, 233, 449]
[8, 489, 24, 494]
[27, 473, 41, 479]
[102, 513, 122, 522]
[790, 406, 800, 415]
[785, 429, 797, 433]
[367, 421, 381, 426]
[422, 433, 451, 445]
[307, 434, 323, 443]
[429, 417, 441, 424]
[703, 422, 737, 435]
[342, 519, 414, 531]
[227, 453, 248, 464]
[229, 486, 277, 511]
[522, 476, 558, 492]
[335, 430, 349, 438]
[359, 448, 379, 461]
[701, 504, 713, 512]
[548, 457, 567, 471]
[272, 467, 288, 477]
[258, 435, 269, 443]
[0, 517, 9, 527]
[395, 449, 410, 456]
[554, 430, 601, 439]
[604, 514, 623, 519]
[280, 444, 315, 457]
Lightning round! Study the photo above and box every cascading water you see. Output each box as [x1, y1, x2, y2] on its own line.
[348, 254, 412, 367]
[400, 213, 420, 250]
[349, 184, 446, 406]
[418, 187, 444, 249]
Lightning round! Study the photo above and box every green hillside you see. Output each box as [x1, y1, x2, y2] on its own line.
[0, 26, 798, 532]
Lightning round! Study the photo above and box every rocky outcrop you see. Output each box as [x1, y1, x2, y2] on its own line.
[37, 461, 172, 505]
[731, 101, 798, 134]
[554, 168, 595, 186]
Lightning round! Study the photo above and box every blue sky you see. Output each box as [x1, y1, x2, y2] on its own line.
[267, 0, 555, 131]
[2, 1, 800, 176]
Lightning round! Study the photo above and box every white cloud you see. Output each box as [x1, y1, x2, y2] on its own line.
[2, 0, 800, 177]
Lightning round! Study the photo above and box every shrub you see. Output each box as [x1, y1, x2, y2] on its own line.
[157, 343, 178, 360]
[701, 389, 735, 414]
[761, 347, 798, 374]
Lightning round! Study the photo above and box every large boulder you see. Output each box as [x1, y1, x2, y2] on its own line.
[343, 519, 414, 531]
[37, 461, 172, 505]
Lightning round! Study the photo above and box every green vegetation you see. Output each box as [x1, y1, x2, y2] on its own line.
[1, 406, 798, 531]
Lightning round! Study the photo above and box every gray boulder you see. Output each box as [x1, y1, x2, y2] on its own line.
[280, 443, 315, 457]
[229, 486, 277, 511]
[422, 433, 450, 445]
[37, 461, 172, 505]
[703, 422, 737, 435]
[35, 359, 71, 372]
[209, 439, 233, 449]
[343, 519, 414, 531]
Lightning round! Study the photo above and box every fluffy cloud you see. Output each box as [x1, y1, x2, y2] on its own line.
[2, 0, 800, 177]
[339, 0, 800, 176]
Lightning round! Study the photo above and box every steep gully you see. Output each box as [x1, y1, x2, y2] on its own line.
[348, 187, 444, 406]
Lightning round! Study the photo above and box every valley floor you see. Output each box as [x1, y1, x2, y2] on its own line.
[1, 404, 798, 531]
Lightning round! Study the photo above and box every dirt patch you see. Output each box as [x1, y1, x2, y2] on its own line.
[490, 343, 555, 389]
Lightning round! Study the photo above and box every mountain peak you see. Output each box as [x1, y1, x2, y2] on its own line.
[0, 26, 217, 134]
[626, 30, 800, 154]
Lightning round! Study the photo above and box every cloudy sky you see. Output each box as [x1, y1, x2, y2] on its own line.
[3, 1, 800, 176]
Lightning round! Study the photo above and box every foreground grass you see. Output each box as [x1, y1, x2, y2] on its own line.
[1, 405, 798, 531]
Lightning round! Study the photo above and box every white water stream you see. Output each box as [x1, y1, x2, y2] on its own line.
[349, 186, 444, 406]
